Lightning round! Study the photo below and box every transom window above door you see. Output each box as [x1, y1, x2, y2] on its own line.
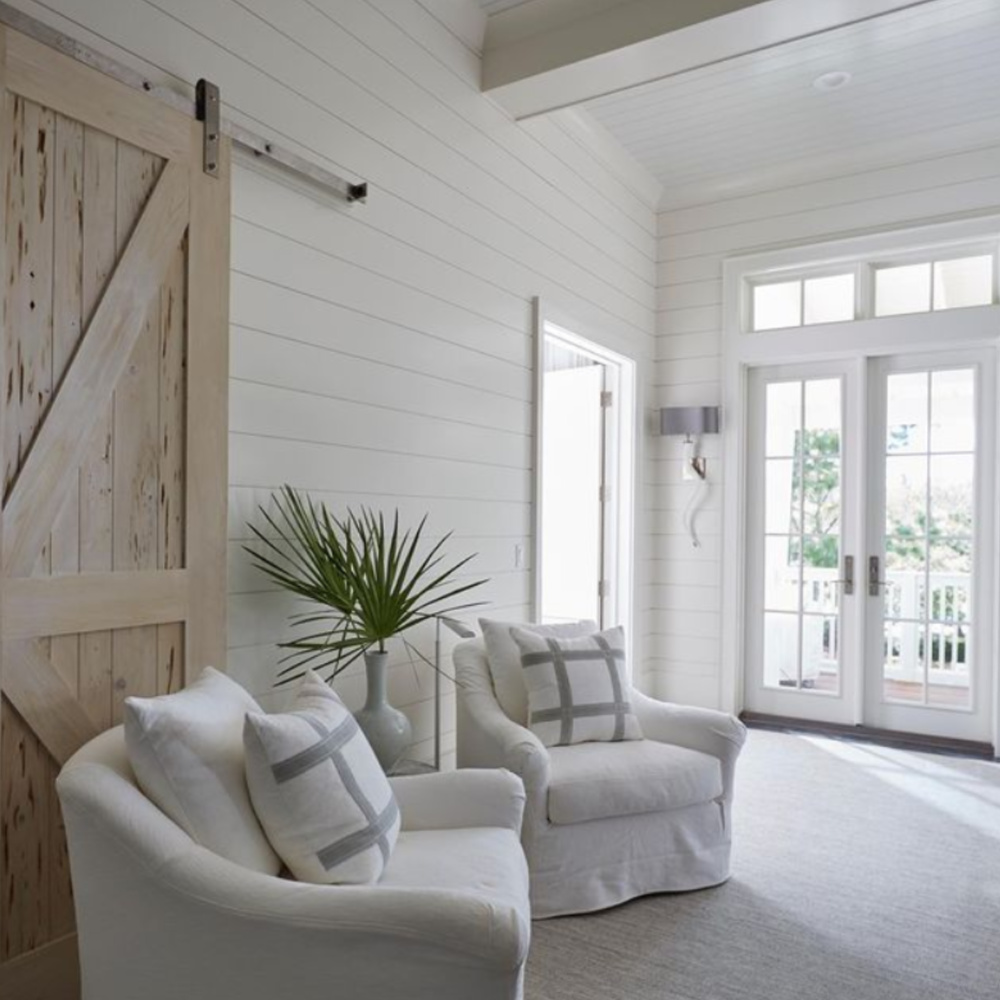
[745, 243, 998, 333]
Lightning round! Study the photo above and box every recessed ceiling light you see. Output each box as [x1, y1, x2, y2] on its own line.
[813, 70, 852, 92]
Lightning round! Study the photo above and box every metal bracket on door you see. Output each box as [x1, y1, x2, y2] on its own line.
[196, 79, 221, 179]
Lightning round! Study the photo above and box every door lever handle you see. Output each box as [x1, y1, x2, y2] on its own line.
[838, 555, 855, 595]
[868, 555, 886, 596]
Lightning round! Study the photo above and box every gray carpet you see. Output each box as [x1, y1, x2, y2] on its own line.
[526, 729, 1000, 1000]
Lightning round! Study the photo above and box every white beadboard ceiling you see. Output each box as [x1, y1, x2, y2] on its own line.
[582, 0, 1000, 208]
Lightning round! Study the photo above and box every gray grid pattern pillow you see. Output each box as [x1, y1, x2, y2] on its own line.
[511, 625, 642, 747]
[244, 672, 400, 885]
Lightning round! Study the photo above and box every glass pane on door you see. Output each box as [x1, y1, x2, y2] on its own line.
[881, 369, 975, 708]
[762, 378, 842, 693]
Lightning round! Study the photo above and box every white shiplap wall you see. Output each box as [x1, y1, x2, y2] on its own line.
[13, 0, 658, 764]
[652, 143, 1000, 708]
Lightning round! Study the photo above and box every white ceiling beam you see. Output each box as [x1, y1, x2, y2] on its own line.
[482, 0, 937, 119]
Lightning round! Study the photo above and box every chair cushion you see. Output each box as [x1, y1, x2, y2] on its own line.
[381, 827, 529, 927]
[479, 618, 597, 724]
[244, 672, 400, 885]
[512, 625, 642, 747]
[124, 666, 281, 874]
[546, 739, 723, 826]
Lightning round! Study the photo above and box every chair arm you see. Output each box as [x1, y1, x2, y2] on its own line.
[390, 768, 525, 834]
[631, 689, 747, 796]
[458, 690, 550, 803]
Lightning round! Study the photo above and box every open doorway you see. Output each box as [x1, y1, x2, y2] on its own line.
[535, 315, 635, 638]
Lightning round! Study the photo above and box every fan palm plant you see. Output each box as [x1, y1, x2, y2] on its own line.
[245, 485, 488, 685]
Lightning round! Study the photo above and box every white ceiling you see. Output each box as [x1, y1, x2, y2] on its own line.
[581, 0, 1000, 208]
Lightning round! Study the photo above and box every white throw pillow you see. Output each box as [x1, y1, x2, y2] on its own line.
[511, 625, 643, 747]
[124, 667, 281, 874]
[244, 672, 401, 885]
[479, 618, 598, 724]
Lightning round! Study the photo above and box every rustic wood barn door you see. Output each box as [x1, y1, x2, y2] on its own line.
[0, 25, 230, 1000]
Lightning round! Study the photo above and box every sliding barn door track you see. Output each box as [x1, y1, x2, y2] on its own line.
[0, 1, 368, 203]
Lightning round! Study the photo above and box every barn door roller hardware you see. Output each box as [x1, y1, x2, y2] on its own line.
[196, 80, 221, 179]
[0, 1, 368, 204]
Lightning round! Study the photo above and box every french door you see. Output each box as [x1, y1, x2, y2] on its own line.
[745, 349, 996, 743]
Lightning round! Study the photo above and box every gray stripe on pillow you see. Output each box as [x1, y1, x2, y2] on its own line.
[521, 647, 624, 667]
[271, 714, 358, 784]
[531, 701, 631, 724]
[328, 741, 395, 863]
[594, 633, 627, 740]
[546, 638, 575, 745]
[317, 799, 399, 871]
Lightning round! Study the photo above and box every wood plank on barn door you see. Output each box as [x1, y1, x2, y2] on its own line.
[185, 121, 229, 675]
[1, 79, 56, 969]
[49, 108, 85, 947]
[112, 142, 163, 723]
[78, 124, 116, 732]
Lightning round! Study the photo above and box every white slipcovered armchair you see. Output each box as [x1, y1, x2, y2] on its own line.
[57, 727, 531, 1000]
[455, 638, 747, 918]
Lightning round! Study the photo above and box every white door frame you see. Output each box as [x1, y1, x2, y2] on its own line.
[720, 215, 1000, 751]
[532, 298, 639, 667]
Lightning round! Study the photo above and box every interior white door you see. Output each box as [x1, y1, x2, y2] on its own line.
[745, 360, 863, 724]
[864, 350, 996, 742]
[540, 363, 606, 624]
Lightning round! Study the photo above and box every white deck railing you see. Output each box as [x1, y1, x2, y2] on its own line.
[769, 567, 970, 685]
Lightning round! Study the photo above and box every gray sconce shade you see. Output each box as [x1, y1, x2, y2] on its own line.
[659, 405, 721, 436]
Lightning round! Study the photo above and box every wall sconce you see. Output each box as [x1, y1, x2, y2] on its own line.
[659, 405, 721, 548]
[660, 406, 720, 479]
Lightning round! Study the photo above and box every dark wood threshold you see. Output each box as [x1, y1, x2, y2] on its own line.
[740, 711, 996, 760]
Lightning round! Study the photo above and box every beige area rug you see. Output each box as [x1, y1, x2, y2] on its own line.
[526, 729, 1000, 999]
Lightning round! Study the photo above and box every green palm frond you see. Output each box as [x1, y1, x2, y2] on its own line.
[245, 486, 488, 685]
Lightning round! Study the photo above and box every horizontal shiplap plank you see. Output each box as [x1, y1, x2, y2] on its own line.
[228, 575, 526, 652]
[646, 557, 720, 589]
[650, 672, 721, 709]
[656, 331, 721, 362]
[230, 434, 530, 503]
[654, 357, 721, 388]
[229, 535, 527, 595]
[232, 219, 530, 369]
[229, 486, 532, 541]
[234, 167, 532, 337]
[230, 344, 531, 454]
[648, 585, 721, 613]
[655, 304, 721, 336]
[230, 273, 532, 402]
